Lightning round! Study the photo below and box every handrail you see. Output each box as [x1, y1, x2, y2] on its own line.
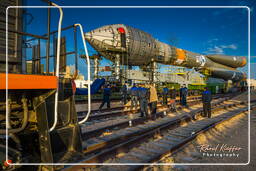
[74, 23, 91, 124]
[49, 2, 63, 132]
[0, 28, 48, 40]
[25, 25, 75, 42]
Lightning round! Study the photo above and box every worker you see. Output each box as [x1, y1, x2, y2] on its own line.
[130, 83, 138, 111]
[179, 85, 183, 105]
[137, 84, 150, 119]
[121, 81, 128, 105]
[169, 86, 177, 112]
[202, 87, 212, 118]
[180, 84, 188, 106]
[99, 84, 111, 111]
[162, 84, 169, 106]
[149, 84, 158, 120]
[183, 85, 188, 106]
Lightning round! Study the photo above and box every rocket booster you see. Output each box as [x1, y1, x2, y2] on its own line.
[84, 24, 247, 81]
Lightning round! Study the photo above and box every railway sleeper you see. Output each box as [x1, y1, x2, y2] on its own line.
[95, 105, 250, 171]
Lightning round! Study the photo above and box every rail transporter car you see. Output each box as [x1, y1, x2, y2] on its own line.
[0, 1, 92, 170]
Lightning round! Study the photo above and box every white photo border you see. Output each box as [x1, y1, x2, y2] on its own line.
[5, 5, 251, 166]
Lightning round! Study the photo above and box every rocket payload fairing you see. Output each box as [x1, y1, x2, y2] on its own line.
[84, 24, 247, 81]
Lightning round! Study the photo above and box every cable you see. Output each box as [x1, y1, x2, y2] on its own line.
[49, 2, 63, 132]
[74, 24, 91, 124]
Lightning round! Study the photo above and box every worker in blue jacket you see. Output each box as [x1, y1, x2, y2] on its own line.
[180, 85, 188, 106]
[137, 84, 150, 119]
[99, 84, 111, 110]
[202, 87, 212, 118]
[162, 85, 169, 106]
[130, 83, 138, 110]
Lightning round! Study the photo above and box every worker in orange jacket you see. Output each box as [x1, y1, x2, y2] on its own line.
[148, 84, 158, 120]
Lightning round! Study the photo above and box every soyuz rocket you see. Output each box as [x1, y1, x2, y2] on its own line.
[84, 24, 247, 81]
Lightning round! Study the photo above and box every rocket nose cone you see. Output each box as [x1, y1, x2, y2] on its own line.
[84, 26, 117, 49]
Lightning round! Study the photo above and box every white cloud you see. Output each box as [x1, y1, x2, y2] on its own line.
[207, 38, 218, 44]
[207, 46, 224, 54]
[220, 44, 237, 50]
[206, 44, 238, 54]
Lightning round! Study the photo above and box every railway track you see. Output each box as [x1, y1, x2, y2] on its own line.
[77, 94, 234, 125]
[76, 95, 203, 119]
[74, 92, 202, 104]
[61, 94, 248, 170]
[78, 96, 201, 124]
[96, 102, 254, 171]
[79, 95, 231, 140]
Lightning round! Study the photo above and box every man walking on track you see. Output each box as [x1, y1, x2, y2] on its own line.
[121, 81, 128, 105]
[162, 84, 169, 106]
[137, 84, 150, 119]
[170, 86, 177, 112]
[180, 84, 188, 106]
[130, 83, 138, 111]
[149, 84, 158, 120]
[202, 87, 212, 118]
[99, 84, 111, 111]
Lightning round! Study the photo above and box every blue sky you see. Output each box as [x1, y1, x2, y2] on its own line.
[21, 0, 256, 79]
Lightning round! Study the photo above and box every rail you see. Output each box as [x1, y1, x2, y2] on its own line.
[63, 95, 245, 169]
